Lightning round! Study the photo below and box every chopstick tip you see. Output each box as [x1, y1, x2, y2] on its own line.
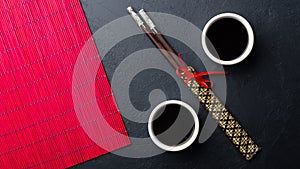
[127, 6, 134, 13]
[139, 9, 145, 13]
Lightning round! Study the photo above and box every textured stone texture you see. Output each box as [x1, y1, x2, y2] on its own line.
[73, 0, 300, 168]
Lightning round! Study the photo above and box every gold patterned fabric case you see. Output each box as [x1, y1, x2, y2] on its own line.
[180, 66, 261, 160]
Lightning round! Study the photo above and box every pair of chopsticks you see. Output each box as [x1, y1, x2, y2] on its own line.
[127, 7, 184, 70]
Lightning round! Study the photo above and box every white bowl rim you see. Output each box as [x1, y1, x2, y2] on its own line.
[148, 100, 199, 151]
[201, 12, 254, 65]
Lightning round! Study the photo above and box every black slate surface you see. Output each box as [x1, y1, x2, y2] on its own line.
[72, 0, 300, 168]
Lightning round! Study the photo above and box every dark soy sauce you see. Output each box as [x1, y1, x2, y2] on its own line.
[152, 104, 195, 146]
[206, 18, 249, 61]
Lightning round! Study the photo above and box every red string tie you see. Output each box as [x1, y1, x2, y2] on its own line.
[175, 54, 228, 89]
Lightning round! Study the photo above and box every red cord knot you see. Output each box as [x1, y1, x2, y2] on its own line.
[176, 54, 228, 89]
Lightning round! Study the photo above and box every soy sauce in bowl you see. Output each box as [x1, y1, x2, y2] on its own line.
[152, 104, 195, 146]
[206, 18, 249, 61]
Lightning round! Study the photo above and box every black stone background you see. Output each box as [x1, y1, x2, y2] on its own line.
[72, 0, 300, 169]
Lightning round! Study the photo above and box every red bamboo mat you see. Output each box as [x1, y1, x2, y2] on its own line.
[0, 0, 130, 168]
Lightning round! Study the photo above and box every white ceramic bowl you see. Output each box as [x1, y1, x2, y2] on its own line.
[202, 13, 254, 65]
[148, 100, 199, 151]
